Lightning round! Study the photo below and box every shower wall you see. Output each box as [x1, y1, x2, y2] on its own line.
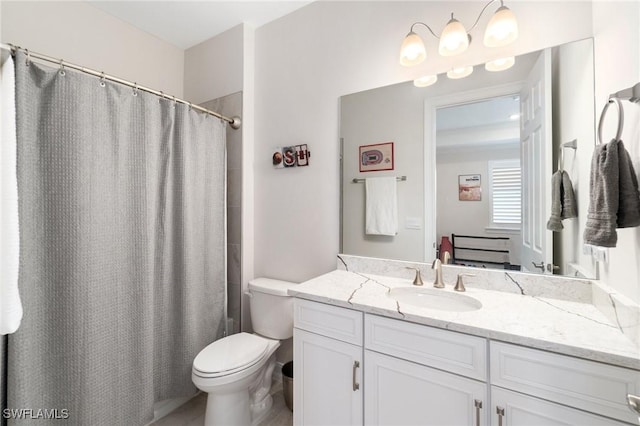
[201, 92, 243, 334]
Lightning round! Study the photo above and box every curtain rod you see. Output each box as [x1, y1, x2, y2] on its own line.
[0, 43, 241, 129]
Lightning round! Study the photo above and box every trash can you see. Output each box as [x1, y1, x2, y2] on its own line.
[282, 361, 294, 412]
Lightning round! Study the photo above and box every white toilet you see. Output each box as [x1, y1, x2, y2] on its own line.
[192, 278, 296, 426]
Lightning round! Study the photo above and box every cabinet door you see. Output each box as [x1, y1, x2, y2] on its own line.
[294, 328, 363, 426]
[491, 387, 632, 426]
[365, 350, 488, 426]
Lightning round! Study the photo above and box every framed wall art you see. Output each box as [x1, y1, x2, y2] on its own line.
[359, 142, 394, 172]
[459, 174, 481, 201]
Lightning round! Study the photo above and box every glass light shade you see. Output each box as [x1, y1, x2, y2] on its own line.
[484, 5, 518, 47]
[438, 17, 469, 56]
[413, 74, 438, 88]
[485, 56, 515, 71]
[400, 31, 426, 66]
[447, 65, 473, 79]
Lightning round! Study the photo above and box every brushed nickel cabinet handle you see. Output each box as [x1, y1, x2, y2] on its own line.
[628, 394, 640, 415]
[474, 399, 483, 426]
[352, 360, 360, 391]
[496, 406, 505, 426]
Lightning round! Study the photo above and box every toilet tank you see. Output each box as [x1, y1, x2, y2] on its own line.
[247, 278, 297, 340]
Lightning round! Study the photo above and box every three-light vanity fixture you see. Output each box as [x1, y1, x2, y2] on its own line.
[399, 0, 518, 87]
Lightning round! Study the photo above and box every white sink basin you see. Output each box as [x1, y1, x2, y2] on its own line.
[388, 287, 482, 312]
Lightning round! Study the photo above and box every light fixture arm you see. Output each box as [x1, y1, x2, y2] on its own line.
[409, 0, 501, 38]
[467, 0, 502, 33]
[409, 21, 440, 39]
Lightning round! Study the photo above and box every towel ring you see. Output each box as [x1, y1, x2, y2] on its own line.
[597, 98, 624, 144]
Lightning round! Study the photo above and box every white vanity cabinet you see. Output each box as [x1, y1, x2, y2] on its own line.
[364, 314, 489, 425]
[293, 298, 640, 426]
[293, 299, 364, 425]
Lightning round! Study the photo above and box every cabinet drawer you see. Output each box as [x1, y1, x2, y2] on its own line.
[365, 314, 487, 381]
[294, 298, 363, 345]
[491, 386, 631, 426]
[490, 341, 640, 424]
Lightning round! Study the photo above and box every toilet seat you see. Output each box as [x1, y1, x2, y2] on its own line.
[193, 333, 270, 378]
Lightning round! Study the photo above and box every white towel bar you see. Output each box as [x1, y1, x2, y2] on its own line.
[352, 176, 407, 183]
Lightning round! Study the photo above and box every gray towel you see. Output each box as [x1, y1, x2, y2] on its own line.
[547, 170, 578, 232]
[547, 171, 564, 231]
[616, 140, 640, 227]
[584, 140, 619, 247]
[561, 171, 578, 219]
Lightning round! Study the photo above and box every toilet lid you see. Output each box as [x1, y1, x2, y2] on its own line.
[248, 278, 296, 296]
[193, 333, 269, 375]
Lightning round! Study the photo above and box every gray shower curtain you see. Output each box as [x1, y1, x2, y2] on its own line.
[7, 51, 226, 425]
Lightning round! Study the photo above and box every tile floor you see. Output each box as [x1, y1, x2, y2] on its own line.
[150, 381, 293, 426]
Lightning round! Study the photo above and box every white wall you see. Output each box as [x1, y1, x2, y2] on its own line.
[254, 1, 593, 283]
[240, 24, 256, 335]
[592, 1, 640, 304]
[184, 24, 244, 104]
[0, 1, 184, 97]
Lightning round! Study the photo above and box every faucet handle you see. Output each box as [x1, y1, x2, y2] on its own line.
[405, 267, 424, 286]
[431, 259, 445, 288]
[454, 273, 475, 292]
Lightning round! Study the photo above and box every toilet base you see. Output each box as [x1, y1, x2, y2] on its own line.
[199, 351, 278, 426]
[204, 390, 250, 426]
[202, 382, 275, 426]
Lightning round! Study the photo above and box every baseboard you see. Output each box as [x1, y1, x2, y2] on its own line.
[146, 393, 198, 425]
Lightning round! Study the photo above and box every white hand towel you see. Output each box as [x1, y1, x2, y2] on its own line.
[0, 51, 22, 335]
[365, 177, 398, 236]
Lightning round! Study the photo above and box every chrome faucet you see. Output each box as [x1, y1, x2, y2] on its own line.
[442, 251, 451, 265]
[431, 259, 445, 288]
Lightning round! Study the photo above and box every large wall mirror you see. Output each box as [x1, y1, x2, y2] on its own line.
[340, 38, 598, 278]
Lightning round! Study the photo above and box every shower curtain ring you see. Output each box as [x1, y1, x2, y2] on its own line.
[172, 96, 177, 108]
[132, 83, 138, 97]
[99, 72, 106, 87]
[25, 49, 31, 66]
[58, 59, 65, 76]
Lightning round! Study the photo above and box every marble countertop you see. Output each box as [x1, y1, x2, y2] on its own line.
[289, 269, 640, 370]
